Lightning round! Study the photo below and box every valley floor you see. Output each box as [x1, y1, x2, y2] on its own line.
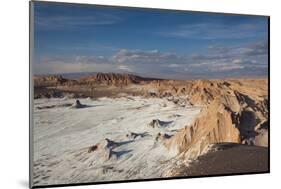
[174, 143, 269, 177]
[32, 96, 201, 186]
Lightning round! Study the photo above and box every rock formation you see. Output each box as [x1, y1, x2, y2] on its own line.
[164, 79, 268, 159]
[80, 73, 158, 86]
[126, 132, 148, 139]
[33, 74, 268, 160]
[71, 100, 86, 109]
[155, 132, 172, 142]
[148, 119, 173, 128]
[34, 75, 72, 87]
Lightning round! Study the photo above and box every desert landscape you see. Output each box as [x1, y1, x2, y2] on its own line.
[32, 73, 268, 185]
[31, 2, 269, 187]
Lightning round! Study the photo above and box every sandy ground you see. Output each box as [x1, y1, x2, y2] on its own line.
[32, 96, 201, 186]
[174, 143, 268, 177]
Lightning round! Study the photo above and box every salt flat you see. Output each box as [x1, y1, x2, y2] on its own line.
[32, 96, 201, 185]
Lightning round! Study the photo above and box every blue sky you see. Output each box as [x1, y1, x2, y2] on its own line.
[33, 2, 268, 79]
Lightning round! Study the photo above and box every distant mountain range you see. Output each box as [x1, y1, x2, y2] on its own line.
[34, 72, 163, 86]
[35, 72, 99, 79]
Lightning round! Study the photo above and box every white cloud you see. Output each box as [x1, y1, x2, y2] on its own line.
[159, 22, 267, 40]
[118, 65, 133, 72]
[112, 49, 181, 64]
[210, 64, 245, 72]
[34, 55, 118, 74]
[232, 59, 242, 64]
[34, 41, 268, 78]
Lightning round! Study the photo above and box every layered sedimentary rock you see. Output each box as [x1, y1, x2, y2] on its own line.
[34, 75, 76, 87]
[34, 73, 162, 98]
[33, 74, 268, 159]
[164, 79, 268, 159]
[80, 73, 159, 86]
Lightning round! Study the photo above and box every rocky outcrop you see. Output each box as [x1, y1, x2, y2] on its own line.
[34, 73, 161, 98]
[164, 79, 268, 159]
[126, 132, 149, 139]
[34, 75, 69, 87]
[80, 73, 156, 86]
[71, 100, 87, 109]
[155, 132, 172, 142]
[165, 98, 241, 159]
[87, 138, 133, 161]
[147, 119, 173, 128]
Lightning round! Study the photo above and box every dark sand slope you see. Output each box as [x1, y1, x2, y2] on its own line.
[175, 143, 268, 176]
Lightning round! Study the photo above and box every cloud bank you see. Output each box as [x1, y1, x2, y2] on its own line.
[34, 40, 268, 79]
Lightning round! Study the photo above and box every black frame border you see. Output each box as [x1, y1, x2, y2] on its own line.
[29, 1, 270, 188]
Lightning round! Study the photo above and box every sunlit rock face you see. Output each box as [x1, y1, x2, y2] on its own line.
[164, 79, 268, 159]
